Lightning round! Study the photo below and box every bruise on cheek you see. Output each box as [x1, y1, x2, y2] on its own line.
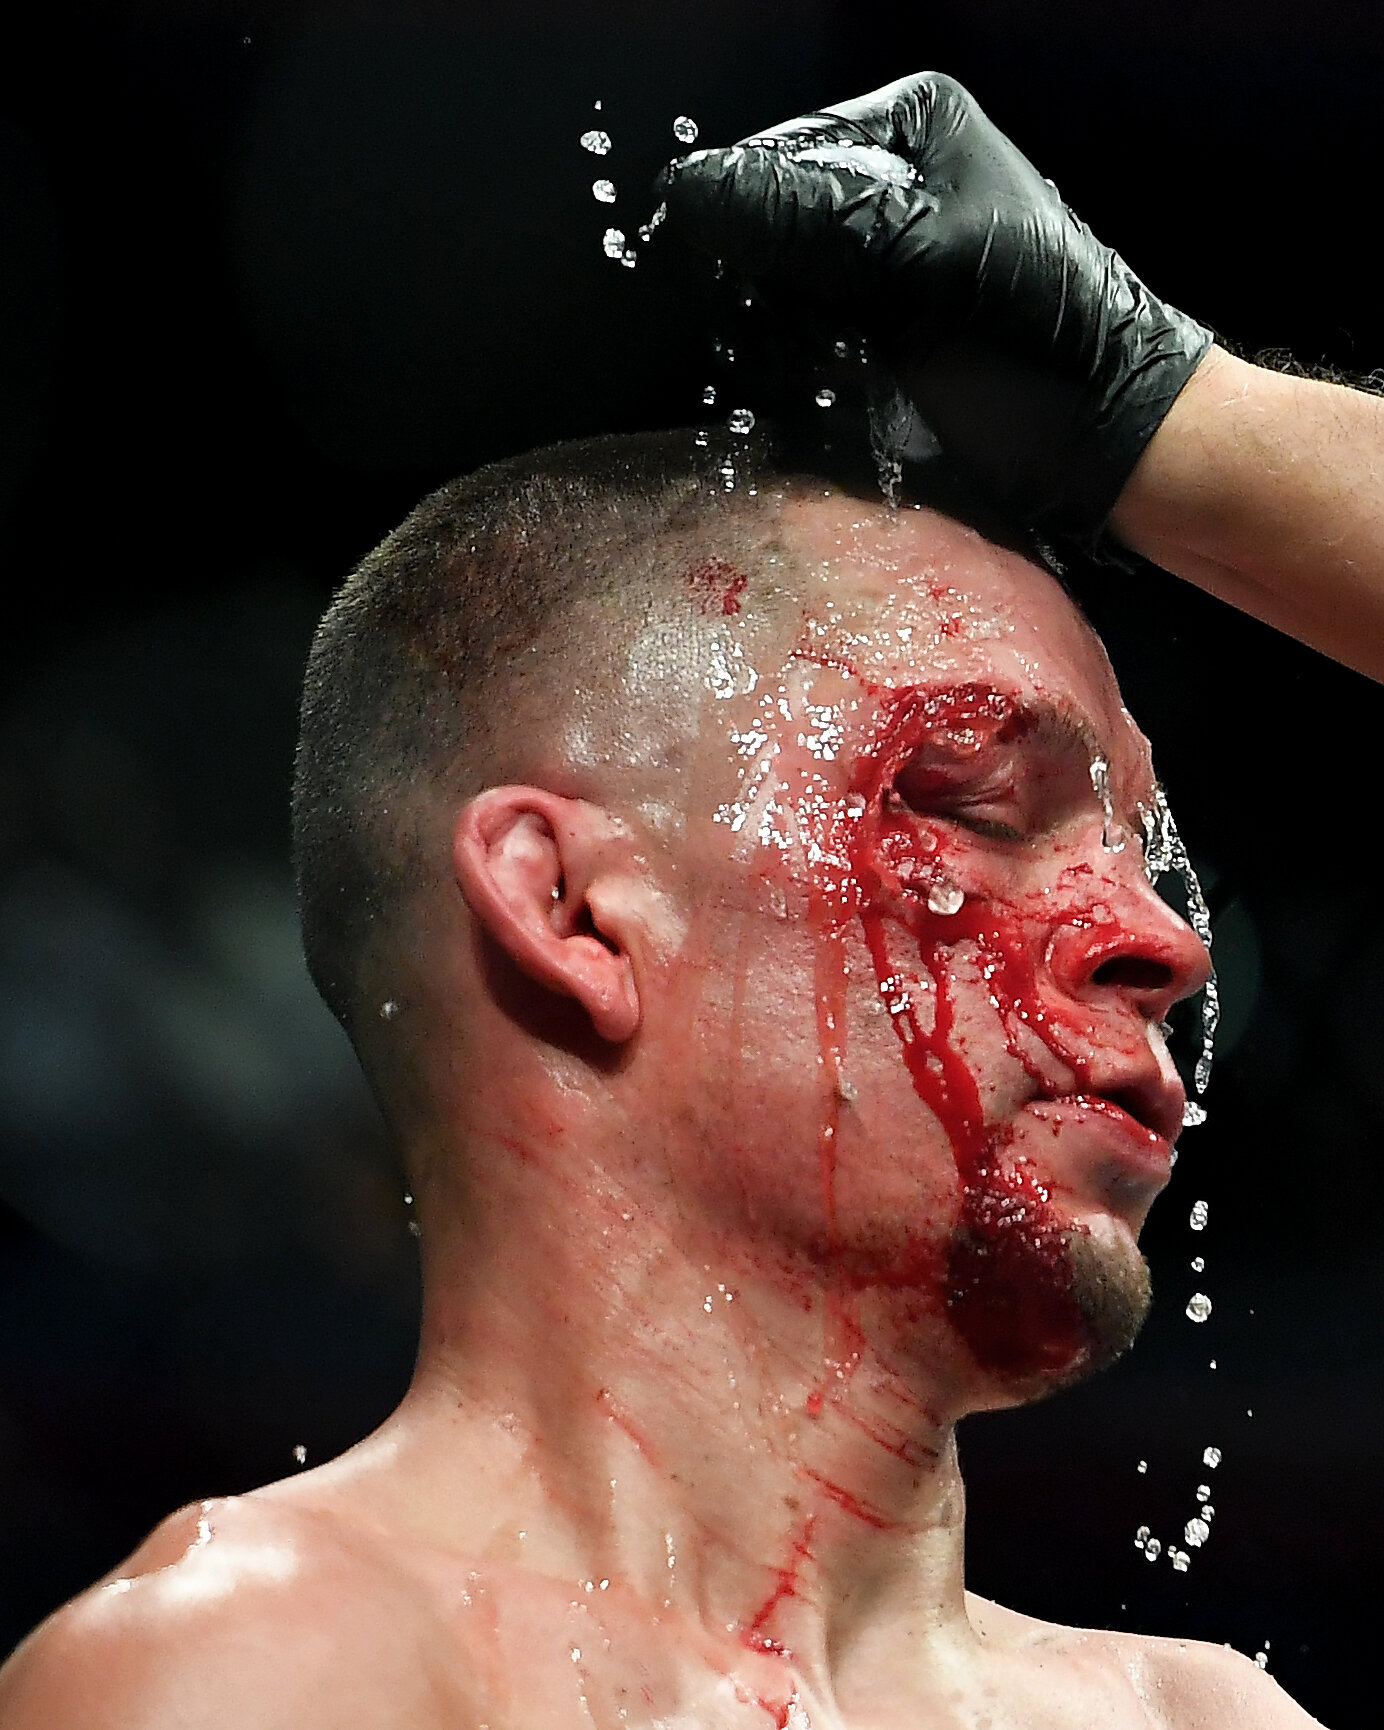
[804, 674, 1111, 1383]
[686, 556, 749, 616]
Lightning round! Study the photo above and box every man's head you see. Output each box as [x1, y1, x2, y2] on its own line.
[292, 429, 1208, 1417]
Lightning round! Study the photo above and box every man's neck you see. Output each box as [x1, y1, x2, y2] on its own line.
[364, 1128, 979, 1703]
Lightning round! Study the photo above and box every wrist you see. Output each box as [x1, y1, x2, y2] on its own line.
[1107, 344, 1251, 557]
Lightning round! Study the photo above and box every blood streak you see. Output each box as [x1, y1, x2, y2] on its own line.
[686, 556, 749, 615]
[807, 678, 1100, 1381]
[799, 1468, 899, 1531]
[594, 1387, 664, 1467]
[744, 1518, 816, 1653]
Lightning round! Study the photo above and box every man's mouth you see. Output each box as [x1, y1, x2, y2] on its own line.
[1016, 1090, 1180, 1195]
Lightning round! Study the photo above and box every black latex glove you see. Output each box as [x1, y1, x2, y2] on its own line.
[658, 71, 1213, 554]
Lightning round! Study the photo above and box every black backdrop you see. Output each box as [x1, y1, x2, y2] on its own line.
[2, 3, 1382, 1724]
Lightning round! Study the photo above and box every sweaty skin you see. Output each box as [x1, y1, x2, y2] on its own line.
[0, 497, 1320, 1730]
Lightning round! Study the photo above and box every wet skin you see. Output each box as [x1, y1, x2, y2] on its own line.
[0, 497, 1319, 1730]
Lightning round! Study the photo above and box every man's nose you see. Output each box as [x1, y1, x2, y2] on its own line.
[1044, 876, 1213, 1025]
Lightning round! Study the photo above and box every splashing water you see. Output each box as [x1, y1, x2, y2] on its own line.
[1088, 757, 1126, 853]
[1140, 786, 1219, 1100]
[580, 129, 612, 155]
[867, 379, 909, 509]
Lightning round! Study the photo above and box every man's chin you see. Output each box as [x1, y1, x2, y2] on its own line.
[1063, 1217, 1153, 1377]
[945, 1210, 1152, 1402]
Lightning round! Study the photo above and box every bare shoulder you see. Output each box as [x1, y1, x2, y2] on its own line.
[1117, 1629, 1326, 1729]
[966, 1594, 1324, 1728]
[0, 1494, 468, 1730]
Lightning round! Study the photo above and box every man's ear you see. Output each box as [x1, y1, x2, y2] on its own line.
[452, 786, 641, 1044]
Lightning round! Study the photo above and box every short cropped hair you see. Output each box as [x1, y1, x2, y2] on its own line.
[291, 427, 793, 1040]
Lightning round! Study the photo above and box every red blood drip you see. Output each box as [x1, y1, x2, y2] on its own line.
[733, 1685, 798, 1730]
[594, 1387, 664, 1467]
[799, 1468, 899, 1531]
[841, 684, 1093, 1380]
[685, 556, 749, 615]
[742, 1518, 815, 1655]
[789, 677, 1101, 1382]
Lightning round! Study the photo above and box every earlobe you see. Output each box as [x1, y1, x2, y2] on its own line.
[452, 786, 641, 1044]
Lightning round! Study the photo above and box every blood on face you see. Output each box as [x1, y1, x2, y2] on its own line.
[794, 674, 1135, 1383]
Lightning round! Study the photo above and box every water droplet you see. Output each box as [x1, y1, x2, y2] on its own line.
[1204, 1445, 1221, 1468]
[1190, 1199, 1209, 1231]
[581, 129, 612, 156]
[702, 385, 717, 406]
[1184, 1516, 1210, 1547]
[1135, 1525, 1150, 1546]
[380, 999, 400, 1020]
[1143, 1537, 1162, 1561]
[1136, 1459, 1147, 1474]
[1186, 1292, 1212, 1324]
[602, 227, 626, 259]
[408, 1219, 422, 1238]
[592, 179, 616, 203]
[672, 115, 699, 144]
[1195, 1484, 1210, 1502]
[403, 1192, 413, 1206]
[833, 339, 850, 359]
[292, 1444, 307, 1464]
[621, 249, 638, 268]
[1142, 788, 1219, 1092]
[1089, 757, 1126, 853]
[927, 882, 965, 917]
[1191, 1255, 1205, 1272]
[1201, 1504, 1215, 1520]
[727, 407, 755, 435]
[1254, 1651, 1268, 1670]
[815, 387, 836, 408]
[1182, 1099, 1207, 1127]
[1170, 1548, 1190, 1572]
[693, 430, 709, 447]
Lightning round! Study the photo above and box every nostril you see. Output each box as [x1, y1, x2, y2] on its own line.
[1091, 956, 1174, 991]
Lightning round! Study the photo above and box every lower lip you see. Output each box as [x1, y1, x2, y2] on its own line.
[1017, 1095, 1173, 1192]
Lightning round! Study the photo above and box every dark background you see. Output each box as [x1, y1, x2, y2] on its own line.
[2, 1, 1381, 1723]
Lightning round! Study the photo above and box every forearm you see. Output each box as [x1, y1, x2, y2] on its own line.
[1109, 345, 1384, 681]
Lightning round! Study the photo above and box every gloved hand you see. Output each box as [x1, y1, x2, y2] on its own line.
[658, 71, 1214, 555]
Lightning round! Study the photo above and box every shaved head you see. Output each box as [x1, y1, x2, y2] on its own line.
[291, 428, 808, 1046]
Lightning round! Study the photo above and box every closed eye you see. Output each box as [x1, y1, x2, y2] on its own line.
[894, 759, 1027, 842]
